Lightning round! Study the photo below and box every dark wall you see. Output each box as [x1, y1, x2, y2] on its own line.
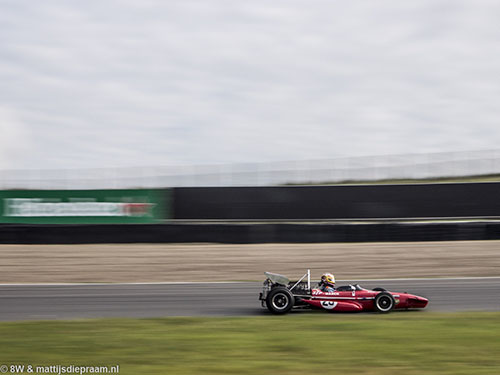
[173, 183, 500, 220]
[2, 222, 500, 244]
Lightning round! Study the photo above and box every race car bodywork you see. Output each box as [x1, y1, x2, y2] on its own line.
[259, 270, 428, 314]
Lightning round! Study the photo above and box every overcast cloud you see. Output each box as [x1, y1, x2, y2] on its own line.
[1, 0, 500, 170]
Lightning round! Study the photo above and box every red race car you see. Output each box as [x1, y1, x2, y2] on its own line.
[259, 270, 428, 314]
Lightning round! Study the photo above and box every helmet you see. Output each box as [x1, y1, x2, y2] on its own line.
[321, 273, 335, 287]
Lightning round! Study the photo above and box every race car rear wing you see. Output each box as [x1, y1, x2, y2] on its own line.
[264, 269, 311, 291]
[264, 272, 289, 286]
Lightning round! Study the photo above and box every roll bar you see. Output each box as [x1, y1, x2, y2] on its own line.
[289, 269, 311, 291]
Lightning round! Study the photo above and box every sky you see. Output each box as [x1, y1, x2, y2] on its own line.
[1, 0, 500, 170]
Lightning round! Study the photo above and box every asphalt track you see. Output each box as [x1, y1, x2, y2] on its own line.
[0, 278, 499, 321]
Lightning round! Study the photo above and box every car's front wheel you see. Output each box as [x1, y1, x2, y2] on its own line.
[374, 292, 395, 313]
[266, 287, 295, 315]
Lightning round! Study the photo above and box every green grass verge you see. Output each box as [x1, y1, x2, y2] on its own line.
[1, 312, 499, 375]
[283, 173, 500, 185]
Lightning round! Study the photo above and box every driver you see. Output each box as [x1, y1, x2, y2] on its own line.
[319, 273, 336, 292]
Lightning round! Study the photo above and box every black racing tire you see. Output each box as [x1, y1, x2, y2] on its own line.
[372, 287, 387, 292]
[266, 287, 295, 315]
[374, 292, 395, 313]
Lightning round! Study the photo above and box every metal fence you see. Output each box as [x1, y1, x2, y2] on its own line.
[1, 149, 500, 189]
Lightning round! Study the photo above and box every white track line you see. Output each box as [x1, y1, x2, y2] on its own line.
[0, 276, 499, 287]
[339, 276, 500, 282]
[0, 281, 248, 286]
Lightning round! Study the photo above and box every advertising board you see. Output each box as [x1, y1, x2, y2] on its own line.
[0, 189, 170, 224]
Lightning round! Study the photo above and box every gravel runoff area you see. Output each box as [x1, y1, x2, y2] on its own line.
[0, 240, 499, 283]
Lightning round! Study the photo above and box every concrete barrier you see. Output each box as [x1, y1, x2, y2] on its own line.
[1, 222, 500, 244]
[173, 183, 500, 220]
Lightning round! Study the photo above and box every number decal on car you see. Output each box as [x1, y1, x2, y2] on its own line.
[321, 301, 338, 310]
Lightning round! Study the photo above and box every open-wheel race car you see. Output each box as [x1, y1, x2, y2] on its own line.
[259, 270, 428, 314]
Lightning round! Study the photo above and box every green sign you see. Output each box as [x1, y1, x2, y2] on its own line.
[0, 189, 170, 224]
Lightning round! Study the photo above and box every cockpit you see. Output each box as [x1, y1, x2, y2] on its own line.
[335, 284, 367, 292]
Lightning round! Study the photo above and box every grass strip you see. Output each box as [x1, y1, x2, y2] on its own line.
[0, 312, 499, 375]
[284, 173, 500, 185]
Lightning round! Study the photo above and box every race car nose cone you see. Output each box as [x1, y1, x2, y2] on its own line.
[409, 296, 428, 308]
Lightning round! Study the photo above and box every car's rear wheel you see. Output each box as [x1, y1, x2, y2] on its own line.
[374, 292, 395, 313]
[266, 287, 295, 315]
